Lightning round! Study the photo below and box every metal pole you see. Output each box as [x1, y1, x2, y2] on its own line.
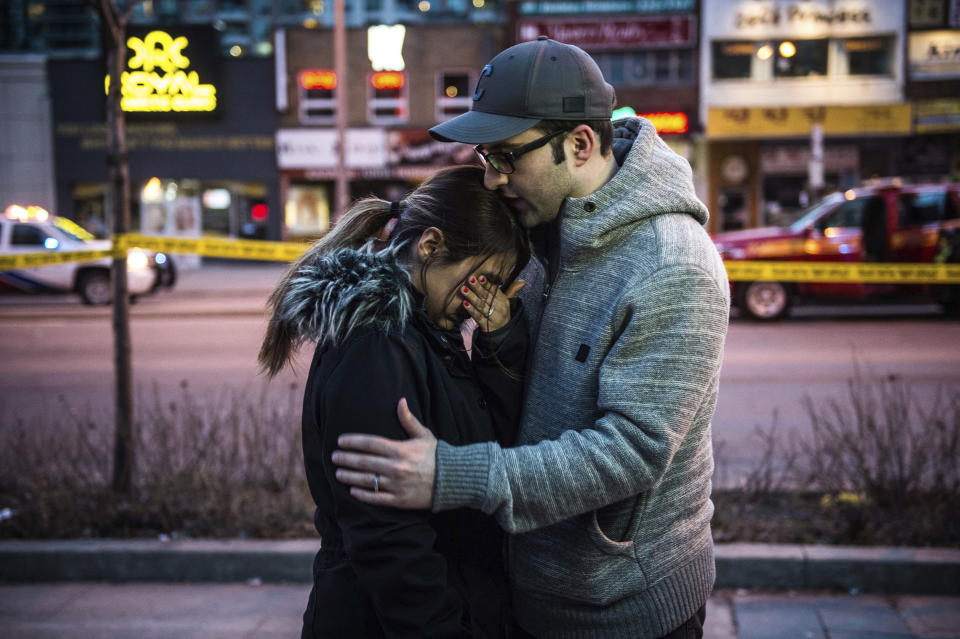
[334, 0, 349, 222]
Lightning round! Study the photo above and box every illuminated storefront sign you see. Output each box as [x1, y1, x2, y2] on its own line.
[707, 104, 912, 138]
[909, 30, 960, 79]
[518, 0, 694, 15]
[368, 24, 406, 71]
[276, 128, 388, 169]
[914, 99, 960, 133]
[707, 0, 901, 39]
[299, 70, 337, 90]
[640, 111, 689, 134]
[517, 16, 694, 48]
[370, 71, 405, 90]
[105, 28, 218, 113]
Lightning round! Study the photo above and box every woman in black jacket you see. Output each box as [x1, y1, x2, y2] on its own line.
[259, 166, 530, 638]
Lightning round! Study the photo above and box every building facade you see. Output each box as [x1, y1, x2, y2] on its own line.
[275, 23, 505, 238]
[509, 0, 702, 190]
[907, 0, 960, 179]
[2, 2, 510, 243]
[48, 26, 281, 247]
[701, 0, 910, 232]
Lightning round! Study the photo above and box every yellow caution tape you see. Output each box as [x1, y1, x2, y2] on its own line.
[0, 249, 114, 270]
[4, 236, 960, 284]
[116, 234, 309, 262]
[726, 260, 960, 284]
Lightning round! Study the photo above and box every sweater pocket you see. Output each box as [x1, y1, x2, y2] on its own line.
[510, 511, 647, 607]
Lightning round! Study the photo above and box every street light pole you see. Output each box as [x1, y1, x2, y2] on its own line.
[334, 0, 349, 222]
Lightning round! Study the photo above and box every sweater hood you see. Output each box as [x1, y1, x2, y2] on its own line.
[271, 247, 415, 349]
[560, 117, 708, 266]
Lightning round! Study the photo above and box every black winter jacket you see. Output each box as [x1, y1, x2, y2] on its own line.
[275, 249, 527, 639]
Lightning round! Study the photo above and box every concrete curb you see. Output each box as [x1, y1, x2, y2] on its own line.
[714, 543, 960, 595]
[1, 540, 958, 594]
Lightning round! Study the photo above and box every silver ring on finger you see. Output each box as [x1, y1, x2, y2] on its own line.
[372, 474, 380, 493]
[485, 305, 494, 318]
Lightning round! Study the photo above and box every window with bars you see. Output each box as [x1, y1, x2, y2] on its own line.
[436, 71, 473, 121]
[298, 69, 337, 124]
[368, 71, 408, 124]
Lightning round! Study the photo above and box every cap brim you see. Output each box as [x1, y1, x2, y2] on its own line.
[429, 110, 540, 144]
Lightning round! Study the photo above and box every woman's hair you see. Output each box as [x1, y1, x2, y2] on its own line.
[259, 165, 530, 376]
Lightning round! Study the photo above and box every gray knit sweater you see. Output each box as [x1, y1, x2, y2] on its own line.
[433, 117, 730, 638]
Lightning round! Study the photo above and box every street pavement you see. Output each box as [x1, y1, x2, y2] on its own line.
[1, 583, 958, 639]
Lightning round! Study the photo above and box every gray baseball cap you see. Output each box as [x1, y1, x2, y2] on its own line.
[429, 36, 616, 145]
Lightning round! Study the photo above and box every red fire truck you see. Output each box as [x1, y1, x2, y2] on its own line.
[712, 181, 960, 320]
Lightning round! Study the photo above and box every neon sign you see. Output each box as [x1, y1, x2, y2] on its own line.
[300, 70, 337, 91]
[640, 112, 689, 134]
[371, 71, 405, 90]
[105, 30, 217, 113]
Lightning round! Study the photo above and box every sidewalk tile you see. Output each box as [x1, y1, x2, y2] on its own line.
[734, 594, 826, 639]
[705, 593, 737, 639]
[898, 596, 960, 639]
[813, 594, 911, 634]
[829, 633, 914, 639]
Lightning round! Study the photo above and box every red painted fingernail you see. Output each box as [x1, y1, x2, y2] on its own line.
[463, 300, 471, 307]
[479, 276, 486, 283]
[462, 286, 470, 294]
[469, 277, 477, 284]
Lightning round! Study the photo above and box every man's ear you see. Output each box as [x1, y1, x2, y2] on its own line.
[568, 124, 597, 166]
[416, 227, 445, 262]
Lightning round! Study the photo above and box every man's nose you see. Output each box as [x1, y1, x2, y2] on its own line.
[483, 163, 508, 191]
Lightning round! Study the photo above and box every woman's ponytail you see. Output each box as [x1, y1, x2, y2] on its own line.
[312, 198, 396, 253]
[258, 198, 396, 377]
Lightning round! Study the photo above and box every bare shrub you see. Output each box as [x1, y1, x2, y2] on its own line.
[711, 417, 811, 544]
[0, 382, 314, 539]
[799, 371, 960, 505]
[713, 366, 960, 547]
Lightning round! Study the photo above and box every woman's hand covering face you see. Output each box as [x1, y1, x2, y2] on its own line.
[460, 276, 526, 332]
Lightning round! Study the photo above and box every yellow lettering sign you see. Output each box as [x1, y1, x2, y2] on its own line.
[707, 105, 911, 138]
[104, 30, 217, 113]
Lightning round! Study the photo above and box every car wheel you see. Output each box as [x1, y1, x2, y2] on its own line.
[737, 281, 791, 321]
[78, 270, 112, 305]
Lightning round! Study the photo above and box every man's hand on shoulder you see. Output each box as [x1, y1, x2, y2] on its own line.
[332, 398, 437, 510]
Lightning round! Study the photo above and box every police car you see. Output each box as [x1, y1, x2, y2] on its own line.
[0, 204, 175, 304]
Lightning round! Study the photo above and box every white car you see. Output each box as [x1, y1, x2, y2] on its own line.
[0, 205, 172, 304]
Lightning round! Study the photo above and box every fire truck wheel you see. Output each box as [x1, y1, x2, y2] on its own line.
[78, 269, 113, 305]
[737, 281, 791, 321]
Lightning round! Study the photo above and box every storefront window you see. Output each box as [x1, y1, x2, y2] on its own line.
[845, 37, 893, 76]
[285, 183, 331, 238]
[775, 39, 828, 78]
[593, 49, 694, 86]
[712, 42, 753, 79]
[72, 182, 109, 238]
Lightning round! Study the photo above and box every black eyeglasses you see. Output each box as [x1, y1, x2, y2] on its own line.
[474, 130, 568, 175]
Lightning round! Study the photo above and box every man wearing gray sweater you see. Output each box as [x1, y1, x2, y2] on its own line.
[332, 38, 729, 639]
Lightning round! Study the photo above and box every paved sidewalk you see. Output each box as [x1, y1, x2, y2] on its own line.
[1, 584, 957, 639]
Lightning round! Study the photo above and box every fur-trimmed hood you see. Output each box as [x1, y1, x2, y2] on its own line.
[271, 247, 415, 349]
